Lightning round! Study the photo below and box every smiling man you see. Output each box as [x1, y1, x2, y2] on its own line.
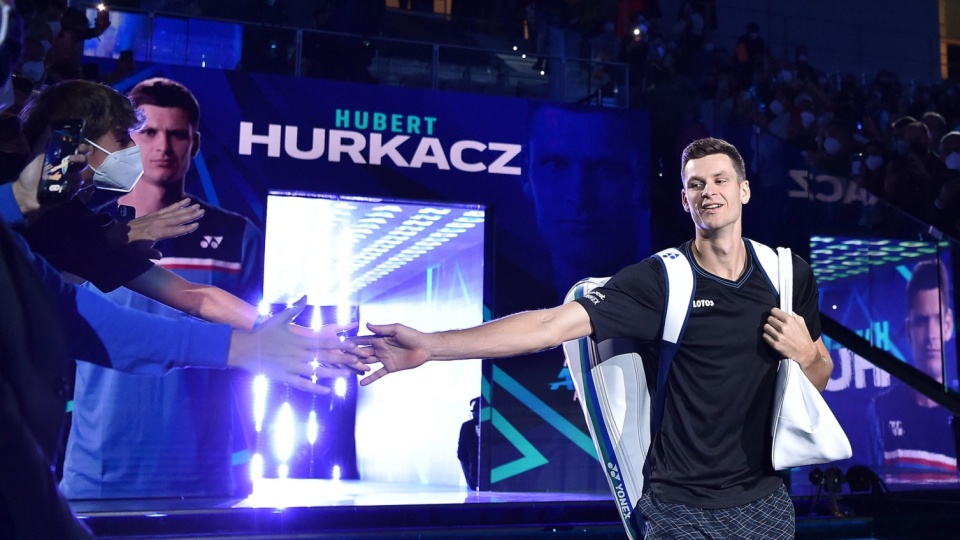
[60, 77, 268, 499]
[351, 138, 833, 538]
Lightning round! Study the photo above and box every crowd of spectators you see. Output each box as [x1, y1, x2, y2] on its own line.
[6, 0, 112, 94]
[4, 0, 959, 240]
[577, 3, 960, 240]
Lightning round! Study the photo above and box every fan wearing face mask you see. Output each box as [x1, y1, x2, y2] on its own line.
[931, 131, 960, 237]
[804, 120, 860, 178]
[884, 121, 944, 220]
[12, 79, 274, 334]
[848, 139, 893, 230]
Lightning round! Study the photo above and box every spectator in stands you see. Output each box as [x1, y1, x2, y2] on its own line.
[805, 120, 859, 177]
[853, 139, 891, 230]
[15, 38, 45, 87]
[888, 115, 917, 154]
[793, 44, 817, 84]
[858, 138, 889, 196]
[588, 20, 621, 95]
[884, 121, 941, 218]
[698, 71, 734, 138]
[672, 1, 705, 60]
[5, 74, 32, 115]
[786, 93, 821, 153]
[43, 24, 81, 82]
[733, 21, 764, 87]
[764, 82, 795, 140]
[923, 111, 948, 156]
[930, 131, 960, 237]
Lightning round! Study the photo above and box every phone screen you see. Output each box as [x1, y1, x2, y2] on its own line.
[37, 119, 85, 201]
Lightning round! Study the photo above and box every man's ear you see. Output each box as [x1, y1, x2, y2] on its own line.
[190, 130, 201, 158]
[740, 179, 751, 204]
[680, 189, 690, 212]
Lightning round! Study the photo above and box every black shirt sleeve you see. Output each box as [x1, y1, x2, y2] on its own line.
[18, 199, 154, 292]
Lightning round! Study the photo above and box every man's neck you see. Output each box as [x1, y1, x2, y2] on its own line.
[118, 180, 186, 215]
[690, 231, 747, 281]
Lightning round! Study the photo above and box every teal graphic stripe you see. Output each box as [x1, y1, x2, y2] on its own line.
[490, 408, 547, 483]
[481, 374, 491, 423]
[896, 264, 912, 283]
[491, 366, 597, 482]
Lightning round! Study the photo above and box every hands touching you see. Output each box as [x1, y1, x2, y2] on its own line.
[228, 299, 372, 395]
[349, 323, 433, 386]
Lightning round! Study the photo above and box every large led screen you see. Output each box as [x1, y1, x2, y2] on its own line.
[811, 235, 958, 486]
[262, 191, 486, 487]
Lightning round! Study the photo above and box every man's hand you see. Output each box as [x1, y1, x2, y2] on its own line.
[12, 134, 90, 223]
[228, 300, 369, 395]
[110, 198, 204, 258]
[763, 307, 833, 391]
[349, 322, 433, 386]
[763, 307, 818, 366]
[94, 5, 111, 33]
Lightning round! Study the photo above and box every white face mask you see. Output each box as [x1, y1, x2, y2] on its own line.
[777, 69, 793, 84]
[823, 137, 842, 156]
[85, 138, 144, 192]
[47, 20, 61, 37]
[40, 40, 52, 53]
[946, 151, 960, 171]
[800, 111, 816, 128]
[20, 60, 44, 82]
[865, 155, 884, 171]
[769, 100, 785, 116]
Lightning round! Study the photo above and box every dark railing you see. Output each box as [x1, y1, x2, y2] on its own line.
[822, 314, 960, 415]
[81, 6, 630, 107]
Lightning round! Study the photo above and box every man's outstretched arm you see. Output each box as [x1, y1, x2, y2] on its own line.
[352, 301, 593, 386]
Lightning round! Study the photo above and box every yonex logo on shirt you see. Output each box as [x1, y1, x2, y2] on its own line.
[663, 252, 681, 259]
[585, 291, 605, 305]
[201, 236, 223, 249]
[692, 299, 714, 308]
[888, 420, 904, 437]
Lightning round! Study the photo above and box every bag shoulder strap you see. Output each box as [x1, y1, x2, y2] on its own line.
[651, 247, 695, 432]
[654, 248, 694, 345]
[746, 238, 781, 296]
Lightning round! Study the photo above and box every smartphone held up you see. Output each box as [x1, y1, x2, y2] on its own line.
[37, 118, 85, 202]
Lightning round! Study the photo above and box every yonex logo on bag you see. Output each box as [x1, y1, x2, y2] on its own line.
[201, 236, 223, 249]
[606, 462, 621, 480]
[606, 463, 631, 517]
[692, 299, 714, 308]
